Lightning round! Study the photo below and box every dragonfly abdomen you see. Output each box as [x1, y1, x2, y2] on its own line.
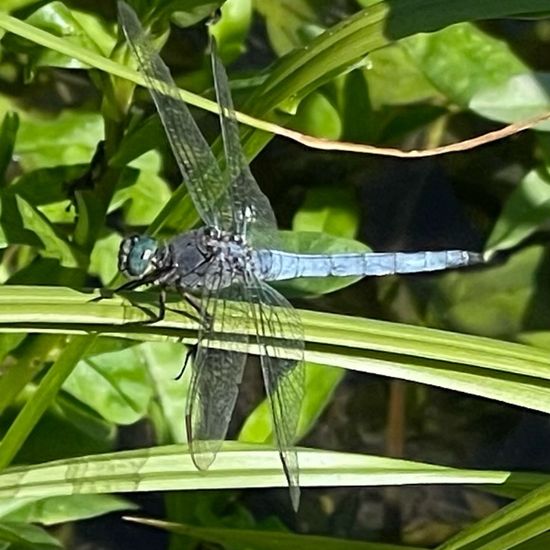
[257, 249, 484, 281]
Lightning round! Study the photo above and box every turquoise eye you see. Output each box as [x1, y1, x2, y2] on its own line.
[119, 235, 158, 277]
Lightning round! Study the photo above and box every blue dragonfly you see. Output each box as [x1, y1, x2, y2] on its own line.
[117, 2, 483, 510]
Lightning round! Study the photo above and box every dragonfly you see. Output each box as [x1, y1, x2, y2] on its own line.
[117, 1, 484, 511]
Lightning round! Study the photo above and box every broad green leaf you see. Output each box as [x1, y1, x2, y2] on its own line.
[273, 230, 369, 296]
[14, 196, 82, 268]
[15, 111, 103, 170]
[470, 72, 550, 130]
[402, 22, 527, 108]
[89, 231, 121, 285]
[16, 1, 115, 69]
[210, 0, 253, 64]
[62, 345, 153, 425]
[422, 245, 550, 339]
[140, 341, 189, 444]
[254, 0, 319, 57]
[118, 170, 172, 226]
[0, 494, 136, 525]
[367, 44, 439, 108]
[0, 193, 43, 250]
[168, 1, 223, 27]
[486, 168, 550, 253]
[240, 362, 344, 444]
[363, 0, 550, 38]
[292, 186, 360, 239]
[109, 151, 172, 226]
[291, 90, 342, 139]
[0, 521, 61, 549]
[53, 392, 115, 446]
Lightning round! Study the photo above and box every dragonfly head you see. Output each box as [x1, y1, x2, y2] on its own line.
[118, 235, 159, 278]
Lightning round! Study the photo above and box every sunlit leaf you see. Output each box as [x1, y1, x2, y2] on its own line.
[140, 341, 189, 444]
[168, 1, 223, 27]
[293, 186, 360, 239]
[291, 90, 342, 139]
[209, 0, 252, 64]
[240, 362, 344, 444]
[15, 1, 115, 69]
[367, 44, 439, 107]
[62, 345, 153, 425]
[254, 0, 319, 56]
[486, 168, 550, 253]
[0, 443, 520, 498]
[402, 22, 526, 107]
[0, 494, 136, 525]
[422, 245, 550, 339]
[470, 72, 550, 130]
[15, 111, 103, 171]
[89, 231, 121, 285]
[0, 521, 61, 549]
[15, 195, 82, 268]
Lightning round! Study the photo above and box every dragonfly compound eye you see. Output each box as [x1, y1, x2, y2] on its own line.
[119, 235, 158, 277]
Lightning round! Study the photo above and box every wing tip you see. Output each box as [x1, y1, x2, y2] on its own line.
[290, 485, 301, 513]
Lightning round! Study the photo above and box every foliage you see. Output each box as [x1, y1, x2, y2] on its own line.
[0, 0, 548, 548]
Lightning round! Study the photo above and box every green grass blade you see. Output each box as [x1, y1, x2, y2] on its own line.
[125, 516, 425, 550]
[0, 335, 96, 470]
[0, 443, 514, 498]
[437, 479, 550, 550]
[0, 286, 549, 414]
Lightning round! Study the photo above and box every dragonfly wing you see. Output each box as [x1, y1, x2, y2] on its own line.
[186, 263, 248, 470]
[246, 276, 305, 511]
[118, 1, 232, 229]
[209, 38, 280, 249]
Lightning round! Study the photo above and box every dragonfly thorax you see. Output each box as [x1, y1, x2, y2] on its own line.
[157, 227, 255, 292]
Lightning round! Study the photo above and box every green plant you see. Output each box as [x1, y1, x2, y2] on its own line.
[0, 0, 549, 548]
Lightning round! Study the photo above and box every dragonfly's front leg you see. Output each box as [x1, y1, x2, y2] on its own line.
[175, 344, 197, 381]
[172, 293, 210, 381]
[101, 276, 168, 325]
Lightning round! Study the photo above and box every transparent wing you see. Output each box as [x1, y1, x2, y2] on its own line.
[118, 1, 232, 229]
[209, 38, 280, 248]
[185, 263, 248, 470]
[246, 276, 305, 511]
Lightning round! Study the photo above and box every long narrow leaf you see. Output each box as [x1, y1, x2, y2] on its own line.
[0, 443, 518, 498]
[0, 286, 549, 414]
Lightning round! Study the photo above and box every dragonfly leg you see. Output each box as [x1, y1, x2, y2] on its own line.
[90, 277, 148, 303]
[143, 287, 166, 324]
[174, 344, 197, 381]
[163, 292, 208, 328]
[96, 277, 167, 325]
